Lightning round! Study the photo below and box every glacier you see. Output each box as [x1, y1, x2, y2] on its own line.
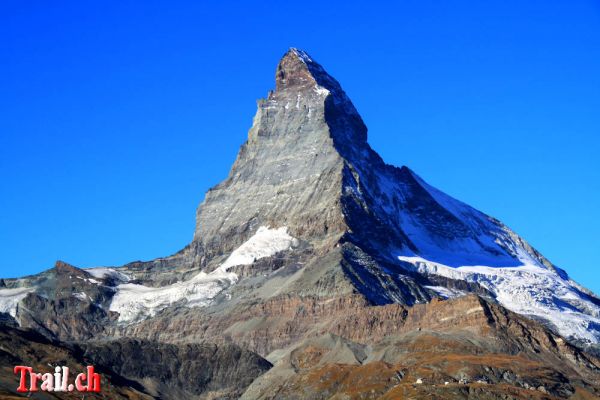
[109, 226, 297, 323]
[397, 255, 600, 344]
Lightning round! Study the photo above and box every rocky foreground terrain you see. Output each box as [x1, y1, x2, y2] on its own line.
[1, 49, 599, 399]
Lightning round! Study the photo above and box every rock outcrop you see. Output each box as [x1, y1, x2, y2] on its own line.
[82, 339, 272, 400]
[0, 324, 151, 399]
[0, 323, 271, 399]
[241, 296, 600, 400]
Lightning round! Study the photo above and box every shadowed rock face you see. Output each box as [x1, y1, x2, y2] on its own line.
[2, 49, 600, 399]
[81, 339, 272, 400]
[0, 324, 151, 399]
[0, 324, 271, 400]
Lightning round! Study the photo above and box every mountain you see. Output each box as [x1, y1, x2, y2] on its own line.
[1, 48, 599, 399]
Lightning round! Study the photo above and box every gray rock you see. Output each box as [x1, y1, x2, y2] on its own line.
[82, 339, 272, 399]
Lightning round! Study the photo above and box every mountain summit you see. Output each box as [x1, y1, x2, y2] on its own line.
[1, 49, 599, 399]
[186, 48, 600, 344]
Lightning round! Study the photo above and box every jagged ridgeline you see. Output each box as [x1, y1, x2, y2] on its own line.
[1, 49, 599, 399]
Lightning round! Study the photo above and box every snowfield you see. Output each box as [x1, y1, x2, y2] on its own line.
[216, 226, 299, 273]
[398, 255, 600, 344]
[0, 286, 34, 317]
[110, 226, 297, 323]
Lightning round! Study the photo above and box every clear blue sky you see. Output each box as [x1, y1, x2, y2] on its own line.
[1, 1, 599, 293]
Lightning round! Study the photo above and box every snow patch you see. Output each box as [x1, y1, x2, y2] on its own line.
[314, 86, 330, 97]
[72, 292, 89, 302]
[217, 226, 298, 273]
[0, 286, 34, 317]
[291, 48, 313, 64]
[424, 285, 464, 299]
[110, 226, 297, 323]
[86, 268, 130, 282]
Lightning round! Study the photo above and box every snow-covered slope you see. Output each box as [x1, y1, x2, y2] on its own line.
[362, 166, 600, 344]
[109, 226, 297, 323]
[368, 166, 554, 270]
[397, 255, 600, 344]
[339, 143, 600, 344]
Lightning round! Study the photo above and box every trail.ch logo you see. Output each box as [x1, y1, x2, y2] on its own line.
[14, 365, 101, 393]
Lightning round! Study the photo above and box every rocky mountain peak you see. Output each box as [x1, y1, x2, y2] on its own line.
[54, 260, 84, 276]
[269, 48, 367, 144]
[191, 50, 372, 251]
[274, 48, 348, 100]
[275, 48, 319, 91]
